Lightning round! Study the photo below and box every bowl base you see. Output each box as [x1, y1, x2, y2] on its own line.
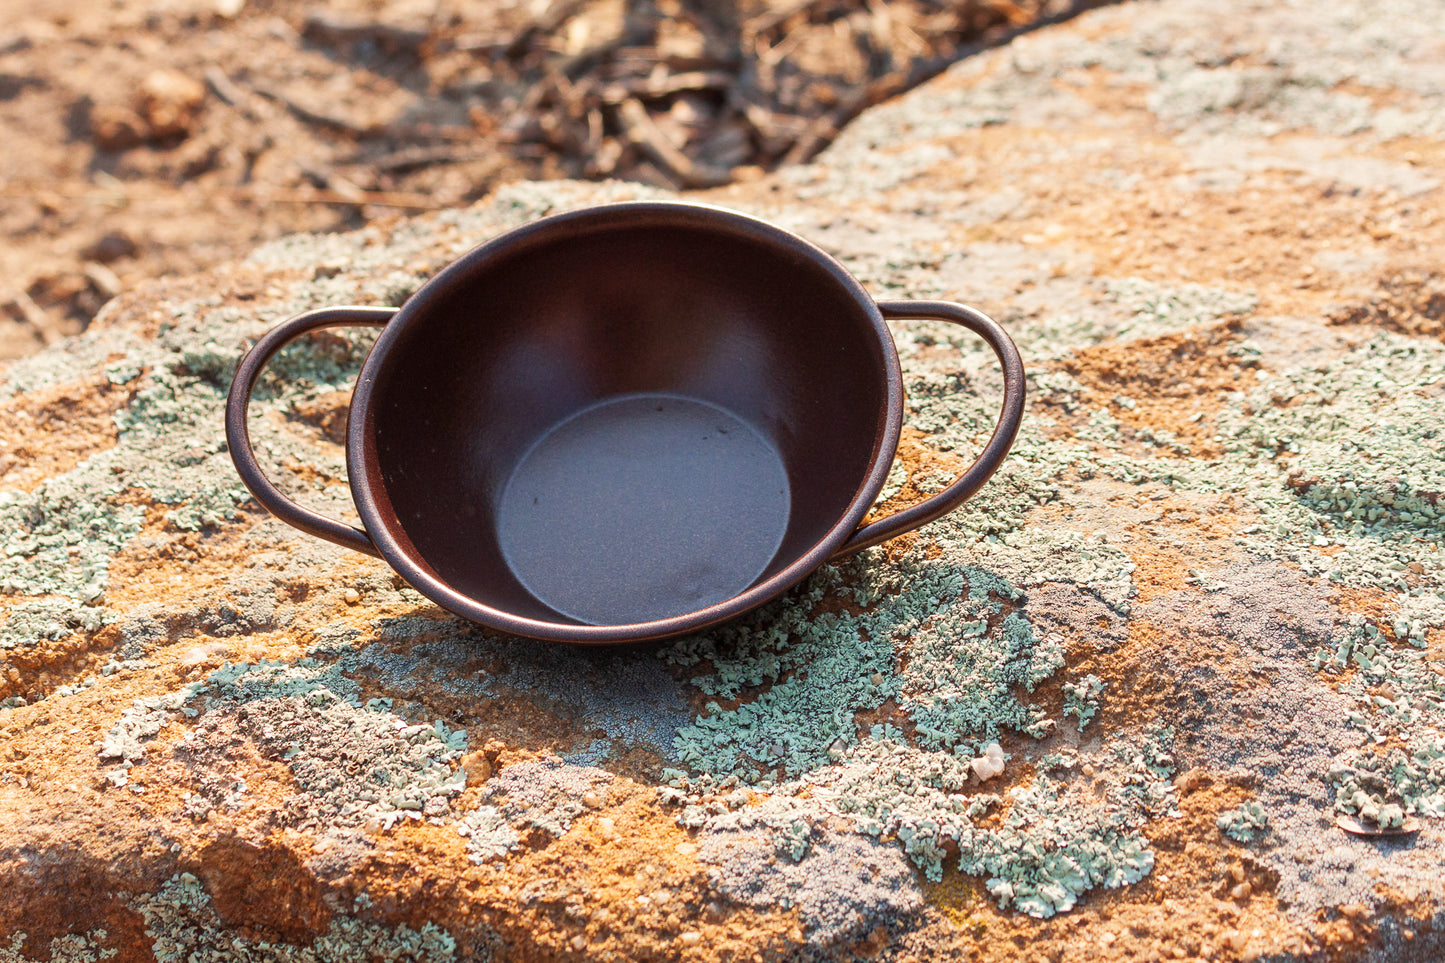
[497, 393, 791, 626]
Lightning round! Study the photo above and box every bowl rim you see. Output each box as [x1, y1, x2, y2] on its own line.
[348, 200, 904, 643]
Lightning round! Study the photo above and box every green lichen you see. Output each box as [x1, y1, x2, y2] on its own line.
[883, 344, 1135, 612]
[1062, 675, 1105, 729]
[1315, 613, 1445, 821]
[0, 933, 116, 963]
[0, 597, 113, 650]
[453, 756, 628, 862]
[1003, 278, 1256, 364]
[963, 775, 1157, 918]
[0, 469, 145, 600]
[1101, 279, 1257, 340]
[952, 726, 1176, 918]
[905, 605, 1062, 749]
[1218, 333, 1445, 593]
[134, 873, 460, 962]
[665, 725, 1173, 914]
[1329, 744, 1445, 825]
[669, 560, 1063, 780]
[1217, 801, 1272, 844]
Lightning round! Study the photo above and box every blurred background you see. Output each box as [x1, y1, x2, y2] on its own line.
[0, 0, 1093, 359]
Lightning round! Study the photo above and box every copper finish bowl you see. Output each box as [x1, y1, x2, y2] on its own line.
[226, 202, 1025, 643]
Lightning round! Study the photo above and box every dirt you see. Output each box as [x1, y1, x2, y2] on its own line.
[0, 0, 1081, 360]
[0, 372, 130, 490]
[1053, 322, 1257, 460]
[1330, 268, 1445, 341]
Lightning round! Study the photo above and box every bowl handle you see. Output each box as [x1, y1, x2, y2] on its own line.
[225, 306, 397, 558]
[831, 300, 1026, 559]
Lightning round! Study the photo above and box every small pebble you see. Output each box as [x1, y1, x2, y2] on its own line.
[596, 816, 616, 839]
[343, 588, 361, 605]
[680, 932, 702, 946]
[971, 742, 1006, 781]
[1230, 881, 1252, 901]
[1173, 770, 1205, 794]
[581, 791, 603, 809]
[570, 935, 586, 951]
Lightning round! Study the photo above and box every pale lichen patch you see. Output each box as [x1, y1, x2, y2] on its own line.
[133, 873, 460, 963]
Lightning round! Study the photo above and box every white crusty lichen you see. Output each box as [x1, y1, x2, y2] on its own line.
[474, 757, 614, 841]
[133, 873, 458, 963]
[662, 725, 1175, 916]
[98, 682, 206, 764]
[679, 792, 822, 862]
[100, 656, 470, 831]
[204, 659, 469, 829]
[0, 933, 116, 963]
[696, 825, 923, 946]
[455, 805, 519, 863]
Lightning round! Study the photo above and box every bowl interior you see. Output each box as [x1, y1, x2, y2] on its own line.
[361, 209, 893, 629]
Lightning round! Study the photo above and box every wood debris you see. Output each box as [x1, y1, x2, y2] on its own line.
[0, 0, 1092, 358]
[429, 0, 1086, 188]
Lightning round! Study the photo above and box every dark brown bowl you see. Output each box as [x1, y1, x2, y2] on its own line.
[226, 202, 1024, 644]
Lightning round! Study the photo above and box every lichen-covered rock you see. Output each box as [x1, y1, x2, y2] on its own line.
[3, 0, 1445, 959]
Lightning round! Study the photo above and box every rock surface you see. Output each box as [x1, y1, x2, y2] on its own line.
[3, 0, 1445, 959]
